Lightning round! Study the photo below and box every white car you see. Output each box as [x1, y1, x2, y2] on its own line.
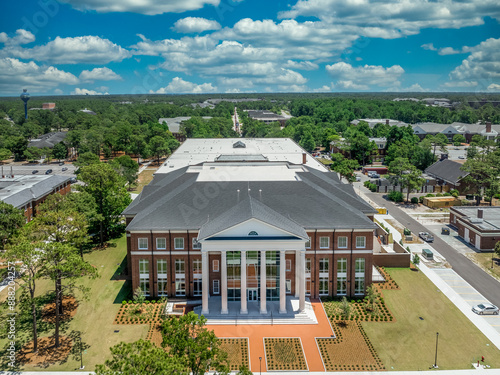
[472, 303, 499, 315]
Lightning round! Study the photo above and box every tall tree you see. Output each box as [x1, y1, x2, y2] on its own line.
[330, 153, 359, 183]
[0, 147, 11, 164]
[0, 201, 25, 250]
[52, 142, 68, 162]
[388, 157, 424, 201]
[78, 163, 132, 246]
[461, 148, 500, 205]
[111, 155, 139, 189]
[161, 312, 229, 375]
[148, 136, 170, 165]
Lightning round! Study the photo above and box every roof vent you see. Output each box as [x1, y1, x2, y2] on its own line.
[233, 141, 246, 148]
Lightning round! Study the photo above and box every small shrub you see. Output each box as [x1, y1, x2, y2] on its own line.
[419, 196, 425, 203]
[443, 192, 452, 196]
[411, 197, 419, 204]
[388, 190, 403, 202]
[122, 301, 127, 305]
[425, 193, 435, 197]
[436, 193, 443, 197]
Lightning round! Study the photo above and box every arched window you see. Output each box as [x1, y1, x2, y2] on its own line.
[248, 231, 258, 236]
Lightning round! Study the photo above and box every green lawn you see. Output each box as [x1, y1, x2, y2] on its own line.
[130, 168, 156, 194]
[362, 268, 500, 370]
[466, 252, 500, 282]
[0, 236, 148, 371]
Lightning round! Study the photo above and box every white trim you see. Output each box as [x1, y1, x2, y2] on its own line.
[132, 251, 194, 255]
[306, 249, 334, 254]
[334, 250, 373, 254]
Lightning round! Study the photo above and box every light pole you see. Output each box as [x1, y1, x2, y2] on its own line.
[79, 332, 84, 370]
[20, 89, 30, 120]
[259, 356, 262, 375]
[433, 332, 439, 369]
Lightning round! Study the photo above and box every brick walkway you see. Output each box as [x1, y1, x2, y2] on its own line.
[208, 299, 333, 372]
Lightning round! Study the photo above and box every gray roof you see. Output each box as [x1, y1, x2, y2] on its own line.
[0, 175, 71, 208]
[28, 132, 68, 149]
[198, 197, 308, 240]
[124, 164, 377, 232]
[246, 110, 285, 121]
[424, 159, 468, 185]
[452, 206, 500, 231]
[159, 116, 213, 133]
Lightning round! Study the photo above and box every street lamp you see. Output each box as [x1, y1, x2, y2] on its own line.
[79, 332, 84, 370]
[433, 332, 439, 369]
[259, 356, 262, 375]
[20, 89, 30, 120]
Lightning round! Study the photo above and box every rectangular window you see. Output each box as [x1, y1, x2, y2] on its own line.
[356, 236, 366, 248]
[319, 258, 329, 273]
[320, 236, 330, 249]
[337, 277, 347, 295]
[306, 279, 311, 295]
[213, 259, 219, 272]
[355, 277, 365, 294]
[286, 259, 292, 272]
[354, 258, 365, 295]
[213, 280, 220, 294]
[138, 238, 148, 250]
[305, 258, 311, 274]
[286, 279, 292, 294]
[175, 259, 185, 274]
[175, 278, 186, 296]
[193, 259, 202, 276]
[337, 258, 347, 273]
[174, 237, 184, 250]
[305, 237, 311, 248]
[156, 238, 166, 250]
[157, 260, 167, 277]
[319, 277, 329, 295]
[193, 279, 202, 296]
[337, 236, 348, 248]
[139, 279, 150, 296]
[355, 258, 365, 273]
[192, 237, 201, 249]
[157, 278, 167, 297]
[139, 259, 149, 275]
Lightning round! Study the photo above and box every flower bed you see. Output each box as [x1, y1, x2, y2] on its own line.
[322, 297, 394, 322]
[264, 337, 307, 371]
[375, 266, 400, 290]
[219, 338, 249, 371]
[317, 321, 385, 372]
[114, 300, 165, 325]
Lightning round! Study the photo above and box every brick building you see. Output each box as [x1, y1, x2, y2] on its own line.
[123, 138, 377, 315]
[450, 206, 500, 251]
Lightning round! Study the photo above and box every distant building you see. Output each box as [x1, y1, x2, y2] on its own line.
[42, 103, 56, 109]
[413, 121, 497, 142]
[79, 108, 97, 115]
[246, 110, 288, 126]
[0, 174, 72, 222]
[350, 119, 407, 128]
[28, 131, 68, 149]
[424, 159, 473, 194]
[450, 207, 500, 251]
[158, 116, 213, 142]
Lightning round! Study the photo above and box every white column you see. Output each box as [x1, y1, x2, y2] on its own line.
[295, 250, 300, 298]
[279, 250, 286, 314]
[221, 251, 228, 314]
[299, 250, 306, 312]
[260, 250, 267, 314]
[240, 250, 247, 314]
[201, 251, 209, 315]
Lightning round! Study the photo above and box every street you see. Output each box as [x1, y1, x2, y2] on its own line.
[365, 191, 500, 308]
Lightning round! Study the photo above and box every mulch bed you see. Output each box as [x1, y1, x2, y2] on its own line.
[375, 266, 400, 290]
[219, 338, 249, 371]
[317, 321, 385, 372]
[114, 302, 164, 325]
[17, 336, 72, 366]
[41, 296, 78, 323]
[264, 337, 308, 371]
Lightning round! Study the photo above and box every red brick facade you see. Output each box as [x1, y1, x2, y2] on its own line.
[22, 181, 71, 222]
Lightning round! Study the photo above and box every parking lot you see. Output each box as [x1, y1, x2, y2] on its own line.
[1, 163, 77, 177]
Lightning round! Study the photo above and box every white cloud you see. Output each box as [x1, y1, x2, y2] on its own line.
[279, 0, 500, 37]
[79, 67, 122, 82]
[326, 62, 404, 89]
[449, 38, 500, 82]
[283, 60, 318, 71]
[0, 58, 78, 94]
[2, 36, 130, 64]
[487, 83, 500, 91]
[313, 85, 332, 92]
[385, 83, 429, 92]
[58, 0, 220, 15]
[71, 87, 109, 95]
[54, 89, 63, 95]
[173, 17, 221, 33]
[421, 43, 437, 51]
[151, 77, 217, 94]
[0, 29, 35, 46]
[442, 81, 478, 88]
[438, 47, 461, 55]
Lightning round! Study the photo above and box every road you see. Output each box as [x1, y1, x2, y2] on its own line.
[366, 191, 500, 308]
[1, 163, 77, 177]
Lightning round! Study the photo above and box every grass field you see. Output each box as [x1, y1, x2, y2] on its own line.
[130, 168, 156, 194]
[466, 252, 500, 282]
[362, 268, 500, 370]
[0, 236, 148, 371]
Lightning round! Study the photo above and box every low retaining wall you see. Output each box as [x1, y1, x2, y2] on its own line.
[373, 241, 411, 268]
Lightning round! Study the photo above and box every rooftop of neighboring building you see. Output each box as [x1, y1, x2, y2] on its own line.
[424, 159, 469, 185]
[158, 116, 213, 134]
[451, 206, 500, 231]
[351, 119, 407, 128]
[245, 110, 286, 121]
[156, 138, 327, 174]
[28, 131, 68, 149]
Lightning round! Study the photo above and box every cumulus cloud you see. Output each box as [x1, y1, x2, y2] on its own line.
[173, 17, 221, 33]
[313, 85, 332, 92]
[279, 0, 500, 37]
[385, 83, 429, 92]
[2, 36, 130, 64]
[71, 87, 109, 95]
[449, 38, 500, 82]
[151, 77, 217, 94]
[0, 58, 78, 94]
[488, 83, 500, 91]
[442, 81, 478, 88]
[79, 67, 122, 82]
[283, 60, 318, 71]
[326, 62, 404, 89]
[58, 0, 220, 15]
[422, 43, 464, 55]
[0, 29, 35, 46]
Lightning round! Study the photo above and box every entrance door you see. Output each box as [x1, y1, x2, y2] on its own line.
[464, 228, 470, 243]
[248, 289, 258, 301]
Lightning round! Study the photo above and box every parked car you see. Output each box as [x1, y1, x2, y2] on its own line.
[419, 232, 434, 242]
[59, 162, 64, 166]
[472, 303, 499, 315]
[355, 176, 361, 182]
[45, 169, 53, 174]
[458, 156, 465, 159]
[371, 173, 380, 178]
[32, 170, 39, 174]
[62, 167, 68, 171]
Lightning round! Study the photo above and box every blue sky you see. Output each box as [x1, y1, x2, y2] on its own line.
[0, 0, 499, 95]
